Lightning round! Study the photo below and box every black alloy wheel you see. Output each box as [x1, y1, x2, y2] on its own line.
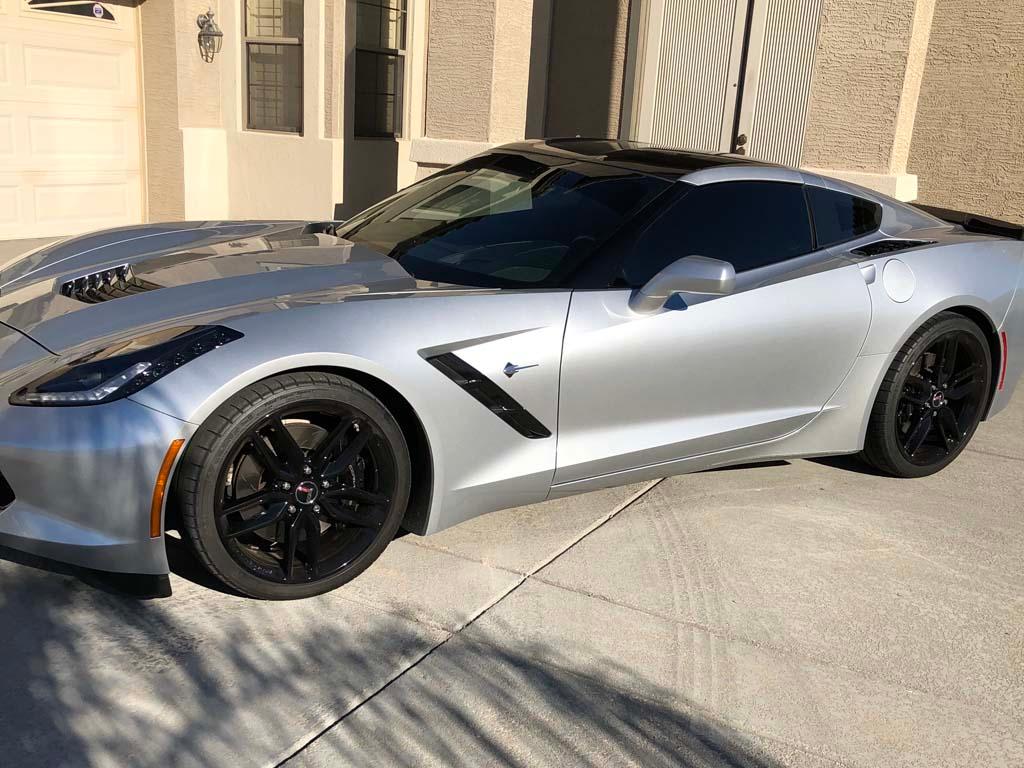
[177, 372, 411, 599]
[864, 312, 991, 478]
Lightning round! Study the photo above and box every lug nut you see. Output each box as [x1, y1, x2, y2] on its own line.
[322, 480, 331, 489]
[282, 482, 291, 491]
[304, 466, 312, 475]
[313, 505, 320, 513]
[288, 505, 297, 513]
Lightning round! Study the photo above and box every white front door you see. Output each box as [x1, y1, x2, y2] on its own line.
[0, 0, 144, 240]
[626, 0, 824, 166]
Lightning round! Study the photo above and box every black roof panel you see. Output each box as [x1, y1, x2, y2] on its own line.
[497, 138, 781, 176]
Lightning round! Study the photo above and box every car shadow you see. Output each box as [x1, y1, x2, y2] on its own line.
[702, 460, 791, 472]
[164, 528, 413, 597]
[0, 543, 170, 599]
[163, 531, 242, 597]
[808, 453, 891, 476]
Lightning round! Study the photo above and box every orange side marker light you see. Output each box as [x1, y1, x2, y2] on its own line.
[151, 439, 185, 538]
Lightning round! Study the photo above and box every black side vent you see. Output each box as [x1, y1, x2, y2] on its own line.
[60, 264, 162, 304]
[426, 353, 552, 439]
[0, 470, 15, 509]
[850, 239, 936, 257]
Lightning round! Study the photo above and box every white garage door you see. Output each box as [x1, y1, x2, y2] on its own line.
[0, 0, 143, 239]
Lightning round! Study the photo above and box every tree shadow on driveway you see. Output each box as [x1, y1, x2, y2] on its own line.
[0, 555, 789, 768]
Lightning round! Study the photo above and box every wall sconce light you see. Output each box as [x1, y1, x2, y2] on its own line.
[197, 9, 223, 63]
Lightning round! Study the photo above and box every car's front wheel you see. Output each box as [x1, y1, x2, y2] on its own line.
[176, 372, 411, 599]
[862, 312, 991, 478]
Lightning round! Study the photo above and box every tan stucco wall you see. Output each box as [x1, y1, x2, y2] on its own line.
[424, 0, 496, 141]
[174, 2, 223, 129]
[490, 0, 534, 143]
[140, 0, 225, 221]
[544, 0, 629, 138]
[140, 0, 344, 222]
[324, 0, 342, 139]
[908, 0, 1024, 221]
[801, 0, 922, 173]
[139, 0, 185, 221]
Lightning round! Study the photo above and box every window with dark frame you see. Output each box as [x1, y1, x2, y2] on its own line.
[621, 181, 815, 285]
[244, 0, 304, 134]
[355, 0, 407, 138]
[805, 186, 883, 248]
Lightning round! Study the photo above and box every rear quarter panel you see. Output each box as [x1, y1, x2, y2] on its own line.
[858, 238, 1024, 417]
[990, 260, 1024, 417]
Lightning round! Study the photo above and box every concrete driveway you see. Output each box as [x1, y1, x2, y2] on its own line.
[1, 395, 1021, 768]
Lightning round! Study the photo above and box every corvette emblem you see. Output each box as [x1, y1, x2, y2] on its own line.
[503, 362, 538, 378]
[294, 481, 320, 505]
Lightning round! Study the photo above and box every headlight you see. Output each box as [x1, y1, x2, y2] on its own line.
[10, 325, 242, 406]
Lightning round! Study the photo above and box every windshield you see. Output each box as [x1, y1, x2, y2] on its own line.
[337, 152, 670, 288]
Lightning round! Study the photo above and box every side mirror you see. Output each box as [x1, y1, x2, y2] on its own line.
[628, 255, 736, 314]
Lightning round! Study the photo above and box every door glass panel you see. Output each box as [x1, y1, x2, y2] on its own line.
[622, 181, 814, 285]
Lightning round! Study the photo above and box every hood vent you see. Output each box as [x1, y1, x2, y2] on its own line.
[60, 264, 162, 304]
[850, 239, 935, 257]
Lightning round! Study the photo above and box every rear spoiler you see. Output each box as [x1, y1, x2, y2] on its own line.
[912, 203, 1023, 241]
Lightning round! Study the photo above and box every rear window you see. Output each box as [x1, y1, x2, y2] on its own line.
[806, 186, 882, 248]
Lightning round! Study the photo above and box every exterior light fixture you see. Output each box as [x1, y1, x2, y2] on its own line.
[197, 9, 223, 63]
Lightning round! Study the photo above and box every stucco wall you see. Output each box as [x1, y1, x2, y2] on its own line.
[490, 0, 534, 143]
[140, 0, 224, 221]
[908, 0, 1024, 221]
[324, 0, 342, 139]
[139, 0, 185, 221]
[801, 0, 920, 172]
[174, 1, 223, 129]
[544, 0, 629, 137]
[424, 0, 496, 141]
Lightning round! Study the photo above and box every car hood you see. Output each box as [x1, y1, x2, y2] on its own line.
[0, 220, 463, 355]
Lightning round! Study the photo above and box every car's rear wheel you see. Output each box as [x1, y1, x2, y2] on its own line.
[176, 372, 410, 599]
[863, 312, 991, 478]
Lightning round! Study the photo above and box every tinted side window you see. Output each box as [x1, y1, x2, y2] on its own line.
[806, 186, 882, 248]
[622, 181, 814, 285]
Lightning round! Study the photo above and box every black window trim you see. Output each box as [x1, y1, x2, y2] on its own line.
[802, 184, 820, 251]
[244, 0, 305, 135]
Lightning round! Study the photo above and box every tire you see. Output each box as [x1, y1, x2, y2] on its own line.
[862, 312, 991, 478]
[176, 372, 411, 600]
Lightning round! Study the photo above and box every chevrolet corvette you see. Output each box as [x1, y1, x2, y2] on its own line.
[0, 139, 1020, 599]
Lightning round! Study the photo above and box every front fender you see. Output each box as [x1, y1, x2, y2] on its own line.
[130, 292, 572, 534]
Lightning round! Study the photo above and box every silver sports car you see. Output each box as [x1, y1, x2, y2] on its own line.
[0, 139, 1021, 599]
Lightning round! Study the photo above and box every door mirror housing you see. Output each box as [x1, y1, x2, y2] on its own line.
[628, 255, 736, 314]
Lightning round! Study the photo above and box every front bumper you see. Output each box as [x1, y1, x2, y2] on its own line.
[0, 398, 194, 575]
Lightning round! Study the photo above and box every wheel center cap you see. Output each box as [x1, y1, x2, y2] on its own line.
[294, 481, 320, 505]
[931, 391, 947, 409]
